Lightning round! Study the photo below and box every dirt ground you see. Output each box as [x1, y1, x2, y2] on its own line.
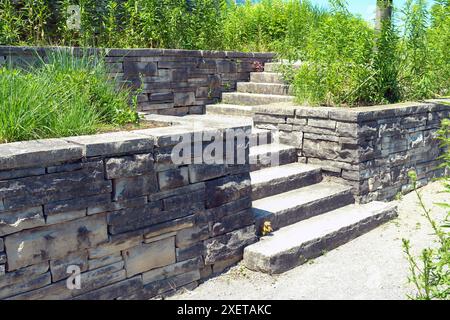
[171, 181, 448, 300]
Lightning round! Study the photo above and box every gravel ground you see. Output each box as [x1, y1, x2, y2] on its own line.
[171, 181, 448, 300]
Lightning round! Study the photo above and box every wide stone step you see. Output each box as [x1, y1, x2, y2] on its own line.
[237, 82, 292, 96]
[249, 143, 297, 172]
[206, 104, 254, 117]
[222, 92, 295, 106]
[251, 163, 322, 201]
[264, 61, 302, 72]
[252, 181, 354, 232]
[250, 72, 284, 84]
[244, 201, 398, 274]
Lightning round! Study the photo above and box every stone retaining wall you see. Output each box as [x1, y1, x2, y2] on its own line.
[254, 100, 449, 202]
[0, 120, 254, 300]
[0, 46, 274, 115]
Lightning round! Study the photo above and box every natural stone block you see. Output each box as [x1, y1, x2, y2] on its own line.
[162, 189, 205, 211]
[0, 139, 83, 171]
[88, 196, 147, 216]
[8, 262, 126, 300]
[174, 92, 195, 107]
[0, 161, 104, 199]
[89, 234, 142, 259]
[113, 174, 158, 201]
[0, 206, 45, 236]
[176, 225, 210, 248]
[205, 173, 251, 208]
[66, 132, 154, 157]
[142, 256, 202, 285]
[211, 209, 254, 237]
[150, 92, 174, 102]
[276, 131, 303, 149]
[88, 252, 123, 270]
[73, 276, 143, 300]
[0, 167, 45, 181]
[50, 251, 88, 282]
[176, 242, 205, 262]
[143, 215, 195, 239]
[0, 264, 4, 276]
[0, 238, 3, 251]
[105, 154, 154, 179]
[45, 193, 111, 215]
[124, 61, 157, 77]
[308, 118, 336, 130]
[0, 272, 51, 299]
[5, 214, 108, 271]
[123, 237, 176, 277]
[108, 201, 197, 235]
[158, 167, 189, 191]
[200, 197, 252, 223]
[204, 225, 256, 265]
[0, 251, 5, 264]
[144, 231, 177, 244]
[46, 209, 87, 225]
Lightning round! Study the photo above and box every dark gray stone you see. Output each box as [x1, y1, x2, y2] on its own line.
[205, 174, 251, 209]
[204, 225, 256, 265]
[105, 154, 154, 179]
[113, 174, 158, 201]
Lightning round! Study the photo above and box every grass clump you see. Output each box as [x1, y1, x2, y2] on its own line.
[289, 0, 450, 107]
[0, 51, 140, 144]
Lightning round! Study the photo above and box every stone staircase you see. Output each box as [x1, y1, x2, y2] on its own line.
[207, 62, 295, 115]
[207, 62, 398, 275]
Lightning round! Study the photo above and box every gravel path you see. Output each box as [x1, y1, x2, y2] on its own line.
[171, 181, 448, 300]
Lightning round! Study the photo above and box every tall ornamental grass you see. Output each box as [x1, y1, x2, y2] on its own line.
[0, 51, 139, 144]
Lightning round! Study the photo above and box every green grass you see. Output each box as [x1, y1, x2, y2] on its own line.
[0, 51, 139, 144]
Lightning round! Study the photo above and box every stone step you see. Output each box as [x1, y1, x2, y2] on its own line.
[251, 128, 273, 147]
[237, 82, 292, 96]
[249, 143, 297, 172]
[222, 92, 295, 106]
[206, 104, 254, 117]
[250, 72, 284, 84]
[244, 201, 398, 274]
[264, 61, 302, 72]
[251, 163, 322, 201]
[252, 181, 354, 232]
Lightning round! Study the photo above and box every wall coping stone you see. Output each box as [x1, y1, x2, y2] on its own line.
[254, 99, 450, 122]
[0, 115, 252, 171]
[0, 46, 276, 60]
[0, 139, 83, 171]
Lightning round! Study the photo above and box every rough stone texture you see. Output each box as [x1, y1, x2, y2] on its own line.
[254, 100, 449, 202]
[0, 139, 83, 171]
[0, 84, 254, 299]
[123, 237, 176, 277]
[4, 214, 108, 271]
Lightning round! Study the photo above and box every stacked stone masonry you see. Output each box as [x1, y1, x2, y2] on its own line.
[0, 46, 274, 115]
[0, 121, 255, 300]
[253, 101, 449, 203]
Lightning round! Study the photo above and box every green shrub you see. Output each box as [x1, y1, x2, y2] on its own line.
[291, 3, 376, 106]
[0, 50, 139, 143]
[288, 0, 450, 107]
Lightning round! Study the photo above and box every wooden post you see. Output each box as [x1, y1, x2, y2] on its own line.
[375, 0, 393, 32]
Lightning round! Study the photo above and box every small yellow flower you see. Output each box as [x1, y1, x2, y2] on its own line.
[262, 221, 273, 236]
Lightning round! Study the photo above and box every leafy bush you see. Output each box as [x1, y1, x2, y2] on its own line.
[291, 2, 376, 106]
[0, 50, 139, 143]
[287, 0, 450, 107]
[402, 118, 450, 300]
